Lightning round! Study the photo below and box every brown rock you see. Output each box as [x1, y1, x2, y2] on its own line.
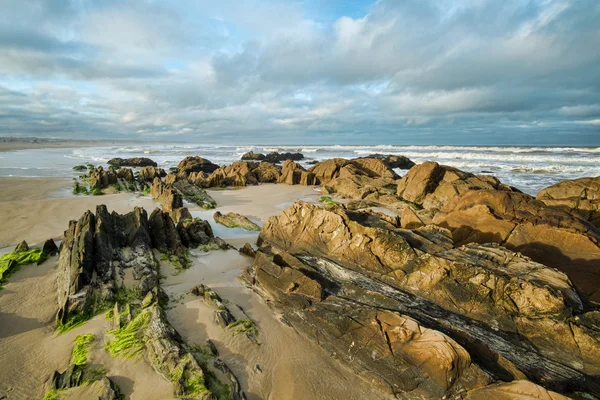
[252, 162, 281, 183]
[151, 178, 183, 212]
[464, 380, 570, 400]
[176, 156, 219, 176]
[537, 176, 600, 228]
[240, 151, 265, 161]
[277, 160, 315, 185]
[138, 166, 167, 182]
[397, 162, 515, 211]
[433, 189, 600, 302]
[254, 201, 600, 392]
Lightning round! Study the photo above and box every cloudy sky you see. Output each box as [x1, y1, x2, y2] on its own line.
[1, 0, 599, 144]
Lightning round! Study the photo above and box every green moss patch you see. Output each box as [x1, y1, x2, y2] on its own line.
[105, 310, 151, 359]
[228, 320, 258, 336]
[160, 252, 191, 273]
[71, 334, 95, 366]
[319, 196, 339, 206]
[72, 165, 87, 171]
[0, 248, 47, 287]
[43, 389, 63, 400]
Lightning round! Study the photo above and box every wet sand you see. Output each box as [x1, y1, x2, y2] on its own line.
[0, 177, 386, 399]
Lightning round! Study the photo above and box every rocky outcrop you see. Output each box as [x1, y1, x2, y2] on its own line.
[240, 151, 265, 161]
[14, 240, 29, 253]
[213, 212, 260, 231]
[177, 156, 220, 177]
[172, 180, 216, 209]
[138, 166, 167, 182]
[241, 151, 303, 163]
[252, 162, 281, 183]
[246, 201, 600, 397]
[464, 380, 571, 400]
[396, 161, 516, 211]
[56, 206, 160, 326]
[363, 154, 416, 169]
[239, 243, 256, 258]
[433, 189, 600, 302]
[56, 207, 243, 399]
[88, 166, 118, 189]
[108, 157, 157, 167]
[42, 238, 59, 257]
[537, 176, 600, 229]
[204, 161, 259, 187]
[151, 178, 183, 212]
[277, 160, 316, 185]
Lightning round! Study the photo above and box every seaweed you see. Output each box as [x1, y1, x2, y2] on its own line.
[319, 196, 339, 206]
[227, 320, 258, 336]
[0, 248, 47, 287]
[105, 310, 151, 359]
[72, 165, 87, 171]
[72, 181, 89, 195]
[71, 334, 95, 366]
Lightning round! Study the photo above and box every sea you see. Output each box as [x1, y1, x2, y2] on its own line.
[1, 144, 599, 196]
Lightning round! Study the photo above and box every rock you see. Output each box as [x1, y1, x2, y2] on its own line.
[172, 180, 216, 209]
[364, 154, 416, 169]
[148, 208, 186, 257]
[14, 240, 29, 253]
[177, 217, 214, 247]
[351, 157, 400, 180]
[141, 305, 212, 399]
[241, 151, 265, 161]
[537, 176, 600, 228]
[252, 162, 281, 183]
[138, 166, 167, 182]
[177, 156, 219, 177]
[264, 151, 304, 163]
[250, 201, 600, 396]
[151, 178, 183, 212]
[205, 161, 259, 187]
[42, 238, 59, 257]
[213, 212, 260, 231]
[108, 157, 157, 167]
[396, 162, 515, 211]
[56, 205, 204, 325]
[239, 243, 256, 258]
[464, 380, 571, 400]
[88, 166, 117, 189]
[191, 284, 236, 328]
[246, 250, 488, 398]
[277, 160, 315, 185]
[401, 206, 425, 229]
[433, 189, 600, 302]
[117, 167, 135, 183]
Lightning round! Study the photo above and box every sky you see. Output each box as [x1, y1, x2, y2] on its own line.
[0, 0, 599, 145]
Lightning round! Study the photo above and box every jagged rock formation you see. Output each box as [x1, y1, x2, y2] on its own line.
[214, 211, 260, 231]
[56, 206, 243, 399]
[173, 180, 217, 209]
[56, 205, 224, 326]
[177, 156, 220, 177]
[246, 201, 600, 398]
[241, 151, 304, 163]
[433, 189, 600, 302]
[277, 160, 316, 185]
[151, 178, 183, 212]
[56, 206, 160, 325]
[191, 284, 259, 344]
[396, 161, 516, 212]
[537, 176, 600, 229]
[138, 166, 167, 182]
[363, 154, 416, 170]
[463, 380, 570, 400]
[108, 157, 157, 167]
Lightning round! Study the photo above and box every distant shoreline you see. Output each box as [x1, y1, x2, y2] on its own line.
[0, 138, 139, 152]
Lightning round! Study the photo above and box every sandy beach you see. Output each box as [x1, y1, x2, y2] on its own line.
[0, 176, 383, 400]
